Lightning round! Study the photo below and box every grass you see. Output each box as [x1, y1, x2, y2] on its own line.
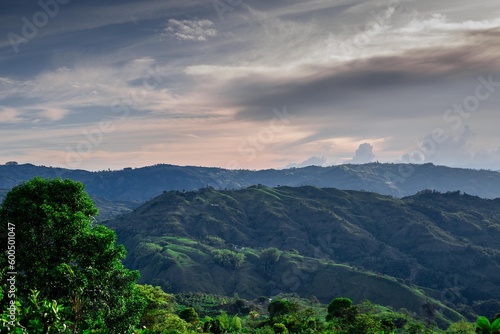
[161, 236, 198, 246]
[165, 248, 194, 267]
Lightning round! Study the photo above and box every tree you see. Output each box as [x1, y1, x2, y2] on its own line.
[327, 297, 353, 319]
[269, 300, 291, 321]
[446, 320, 476, 334]
[179, 307, 199, 325]
[204, 318, 224, 334]
[136, 284, 175, 331]
[326, 297, 358, 324]
[211, 249, 245, 270]
[260, 248, 282, 264]
[0, 177, 145, 332]
[273, 323, 288, 334]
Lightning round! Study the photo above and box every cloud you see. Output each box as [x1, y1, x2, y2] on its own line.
[285, 156, 327, 169]
[1, 0, 500, 170]
[401, 126, 475, 166]
[184, 24, 500, 125]
[0, 59, 208, 127]
[349, 143, 375, 164]
[0, 108, 22, 123]
[165, 19, 217, 42]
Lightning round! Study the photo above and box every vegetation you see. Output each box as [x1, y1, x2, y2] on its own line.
[0, 178, 145, 332]
[107, 185, 500, 324]
[0, 177, 498, 332]
[211, 250, 245, 270]
[476, 316, 500, 334]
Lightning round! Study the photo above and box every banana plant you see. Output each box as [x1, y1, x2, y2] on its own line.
[476, 316, 500, 334]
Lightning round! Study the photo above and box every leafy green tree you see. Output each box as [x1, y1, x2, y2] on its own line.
[156, 314, 188, 334]
[136, 284, 175, 332]
[268, 300, 293, 321]
[326, 297, 357, 322]
[254, 326, 274, 334]
[273, 323, 288, 334]
[260, 248, 282, 264]
[179, 307, 199, 325]
[204, 318, 224, 334]
[211, 249, 245, 270]
[214, 313, 242, 333]
[446, 320, 476, 334]
[229, 315, 242, 333]
[347, 313, 383, 334]
[0, 177, 145, 333]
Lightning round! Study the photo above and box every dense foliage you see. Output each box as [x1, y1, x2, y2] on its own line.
[0, 178, 145, 332]
[0, 178, 498, 332]
[108, 185, 500, 323]
[211, 250, 245, 270]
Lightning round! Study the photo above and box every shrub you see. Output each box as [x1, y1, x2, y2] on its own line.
[211, 250, 245, 270]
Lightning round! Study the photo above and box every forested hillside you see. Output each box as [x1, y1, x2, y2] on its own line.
[106, 186, 500, 327]
[2, 178, 499, 332]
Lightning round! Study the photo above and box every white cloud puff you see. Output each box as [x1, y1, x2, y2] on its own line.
[165, 19, 217, 42]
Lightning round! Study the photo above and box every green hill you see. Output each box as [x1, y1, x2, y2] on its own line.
[106, 186, 500, 327]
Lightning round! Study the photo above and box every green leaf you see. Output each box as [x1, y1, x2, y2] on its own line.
[491, 317, 500, 331]
[477, 316, 491, 331]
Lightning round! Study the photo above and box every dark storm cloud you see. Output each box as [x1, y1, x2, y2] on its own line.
[223, 28, 500, 122]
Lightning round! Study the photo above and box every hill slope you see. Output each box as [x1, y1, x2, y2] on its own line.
[2, 162, 500, 202]
[106, 186, 500, 325]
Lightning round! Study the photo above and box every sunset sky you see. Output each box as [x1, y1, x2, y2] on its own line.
[1, 0, 499, 171]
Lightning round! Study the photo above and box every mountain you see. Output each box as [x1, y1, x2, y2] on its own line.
[2, 162, 500, 203]
[105, 186, 500, 326]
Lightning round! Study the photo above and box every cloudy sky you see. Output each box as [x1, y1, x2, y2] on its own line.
[0, 0, 499, 171]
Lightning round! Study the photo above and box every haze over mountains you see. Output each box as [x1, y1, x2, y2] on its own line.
[2, 162, 500, 204]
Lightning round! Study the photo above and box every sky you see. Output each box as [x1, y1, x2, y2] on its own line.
[0, 0, 499, 171]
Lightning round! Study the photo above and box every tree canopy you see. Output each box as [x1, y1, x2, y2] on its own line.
[0, 177, 145, 332]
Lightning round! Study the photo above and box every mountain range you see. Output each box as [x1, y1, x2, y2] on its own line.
[2, 162, 500, 204]
[2, 162, 499, 327]
[105, 185, 500, 327]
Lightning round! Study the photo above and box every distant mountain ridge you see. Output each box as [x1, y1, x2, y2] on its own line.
[1, 162, 500, 202]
